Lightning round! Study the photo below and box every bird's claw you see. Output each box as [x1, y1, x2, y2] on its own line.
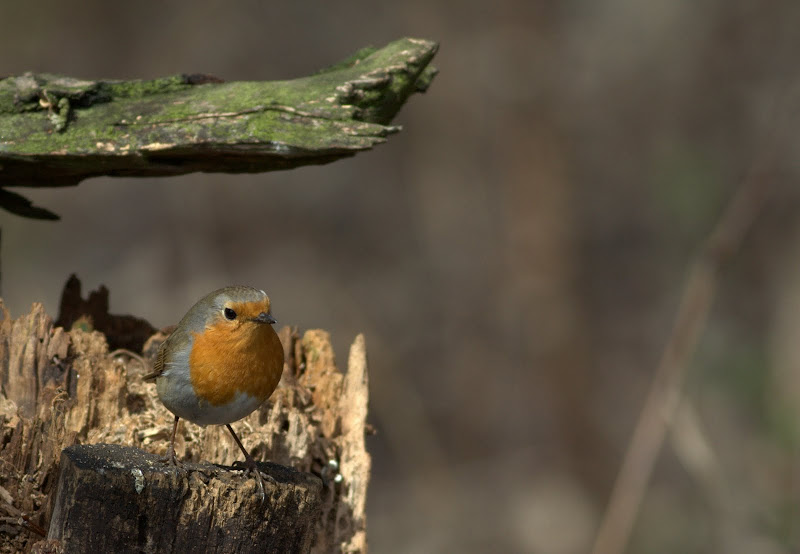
[156, 446, 181, 467]
[233, 459, 275, 503]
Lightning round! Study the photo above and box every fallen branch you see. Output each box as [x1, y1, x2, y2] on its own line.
[0, 37, 438, 219]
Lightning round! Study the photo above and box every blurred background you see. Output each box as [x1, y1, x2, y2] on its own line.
[2, 1, 800, 552]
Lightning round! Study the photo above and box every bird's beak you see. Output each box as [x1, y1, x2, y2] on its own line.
[254, 312, 277, 325]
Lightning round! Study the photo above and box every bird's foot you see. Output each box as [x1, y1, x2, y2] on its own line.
[156, 445, 181, 467]
[233, 458, 275, 502]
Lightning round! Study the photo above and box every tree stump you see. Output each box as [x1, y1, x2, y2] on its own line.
[47, 444, 321, 553]
[0, 277, 371, 553]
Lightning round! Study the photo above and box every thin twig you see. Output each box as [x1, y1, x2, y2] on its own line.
[0, 502, 47, 537]
[590, 166, 772, 554]
[109, 348, 149, 373]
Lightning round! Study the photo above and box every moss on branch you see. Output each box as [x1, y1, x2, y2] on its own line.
[0, 38, 438, 219]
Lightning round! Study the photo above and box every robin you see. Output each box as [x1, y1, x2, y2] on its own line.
[143, 286, 284, 499]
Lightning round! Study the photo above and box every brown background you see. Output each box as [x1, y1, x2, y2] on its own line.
[3, 1, 800, 552]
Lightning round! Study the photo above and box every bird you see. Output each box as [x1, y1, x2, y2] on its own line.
[143, 286, 284, 499]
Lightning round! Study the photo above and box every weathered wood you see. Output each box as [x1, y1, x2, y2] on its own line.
[55, 274, 157, 352]
[47, 444, 321, 553]
[0, 277, 371, 553]
[0, 37, 438, 218]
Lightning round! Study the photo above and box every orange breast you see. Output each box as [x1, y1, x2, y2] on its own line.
[189, 320, 284, 406]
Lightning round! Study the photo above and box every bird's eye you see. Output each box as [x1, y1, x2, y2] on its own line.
[224, 308, 237, 320]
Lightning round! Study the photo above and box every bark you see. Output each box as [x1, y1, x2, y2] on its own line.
[0, 37, 438, 219]
[47, 444, 321, 554]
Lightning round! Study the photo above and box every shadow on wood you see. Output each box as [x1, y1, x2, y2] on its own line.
[47, 444, 321, 553]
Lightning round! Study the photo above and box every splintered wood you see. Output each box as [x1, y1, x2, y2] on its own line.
[0, 299, 370, 553]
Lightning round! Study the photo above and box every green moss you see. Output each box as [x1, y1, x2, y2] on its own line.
[0, 38, 438, 190]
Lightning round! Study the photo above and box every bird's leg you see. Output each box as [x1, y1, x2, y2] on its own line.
[226, 424, 273, 501]
[161, 415, 180, 466]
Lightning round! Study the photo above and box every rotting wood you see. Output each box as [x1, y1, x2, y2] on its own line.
[0, 277, 371, 553]
[55, 273, 156, 352]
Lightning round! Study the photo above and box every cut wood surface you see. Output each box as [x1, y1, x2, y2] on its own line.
[0, 278, 371, 553]
[48, 444, 321, 553]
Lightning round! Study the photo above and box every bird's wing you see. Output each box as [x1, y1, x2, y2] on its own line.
[142, 344, 166, 381]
